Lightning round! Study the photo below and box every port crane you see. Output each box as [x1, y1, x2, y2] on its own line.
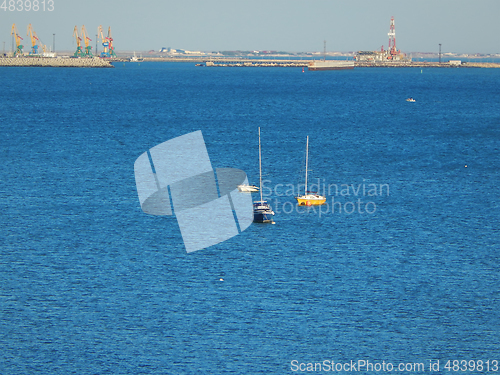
[35, 32, 48, 55]
[72, 26, 84, 57]
[81, 25, 93, 57]
[97, 25, 116, 58]
[107, 27, 116, 58]
[27, 24, 41, 55]
[98, 25, 109, 57]
[11, 24, 24, 56]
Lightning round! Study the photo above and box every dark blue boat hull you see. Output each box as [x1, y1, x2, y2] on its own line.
[253, 201, 274, 223]
[253, 211, 274, 223]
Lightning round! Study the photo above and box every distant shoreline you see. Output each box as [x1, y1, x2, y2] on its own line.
[141, 57, 500, 68]
[1, 56, 499, 69]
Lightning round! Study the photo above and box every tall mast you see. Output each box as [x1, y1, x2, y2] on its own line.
[259, 127, 263, 202]
[305, 136, 309, 194]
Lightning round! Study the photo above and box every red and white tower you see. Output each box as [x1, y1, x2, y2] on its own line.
[388, 16, 397, 55]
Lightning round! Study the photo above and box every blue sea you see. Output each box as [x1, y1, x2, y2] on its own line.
[0, 63, 499, 374]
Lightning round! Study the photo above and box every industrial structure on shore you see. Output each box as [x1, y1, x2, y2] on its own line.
[355, 17, 410, 62]
[8, 23, 116, 58]
[4, 18, 499, 69]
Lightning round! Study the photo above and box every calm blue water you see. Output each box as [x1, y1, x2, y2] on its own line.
[0, 63, 499, 374]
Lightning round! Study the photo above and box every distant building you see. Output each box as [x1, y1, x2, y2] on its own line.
[356, 16, 411, 63]
[356, 51, 384, 62]
[355, 49, 410, 62]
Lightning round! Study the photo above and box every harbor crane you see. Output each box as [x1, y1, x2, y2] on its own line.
[11, 24, 24, 56]
[107, 27, 116, 58]
[35, 31, 48, 54]
[98, 25, 109, 58]
[81, 25, 93, 57]
[97, 25, 116, 58]
[27, 24, 40, 55]
[72, 26, 84, 57]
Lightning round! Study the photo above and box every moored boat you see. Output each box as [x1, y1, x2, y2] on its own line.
[130, 51, 144, 62]
[295, 136, 326, 206]
[296, 192, 326, 206]
[238, 184, 259, 192]
[253, 127, 275, 223]
[253, 200, 275, 223]
[308, 60, 354, 71]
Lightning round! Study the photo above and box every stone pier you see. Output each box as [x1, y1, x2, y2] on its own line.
[0, 57, 114, 68]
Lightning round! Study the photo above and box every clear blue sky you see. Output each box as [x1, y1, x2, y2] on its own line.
[2, 0, 499, 54]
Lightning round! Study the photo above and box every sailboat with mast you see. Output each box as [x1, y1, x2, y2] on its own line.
[295, 135, 326, 206]
[253, 127, 275, 223]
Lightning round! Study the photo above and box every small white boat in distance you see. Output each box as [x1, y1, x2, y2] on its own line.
[130, 51, 144, 62]
[406, 97, 416, 102]
[238, 184, 259, 193]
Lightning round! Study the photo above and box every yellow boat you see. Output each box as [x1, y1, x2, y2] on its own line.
[296, 194, 326, 206]
[295, 135, 326, 206]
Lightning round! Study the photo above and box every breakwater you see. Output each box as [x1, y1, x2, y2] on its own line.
[0, 57, 114, 68]
[2, 56, 499, 69]
[143, 57, 500, 68]
[203, 60, 500, 68]
[354, 61, 500, 68]
[205, 60, 305, 67]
